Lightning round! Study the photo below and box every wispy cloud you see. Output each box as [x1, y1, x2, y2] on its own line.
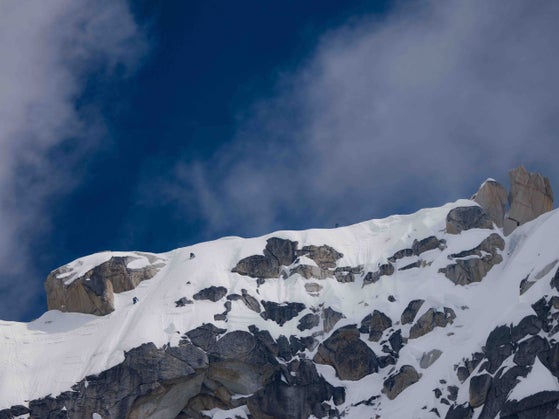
[159, 0, 559, 240]
[0, 1, 147, 319]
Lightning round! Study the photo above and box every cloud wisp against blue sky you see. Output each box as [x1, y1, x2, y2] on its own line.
[0, 0, 146, 319]
[163, 0, 559, 237]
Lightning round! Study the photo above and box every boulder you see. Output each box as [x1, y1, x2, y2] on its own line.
[469, 373, 492, 408]
[472, 179, 508, 228]
[184, 323, 227, 351]
[359, 310, 392, 342]
[504, 166, 553, 235]
[314, 325, 379, 380]
[297, 313, 320, 331]
[25, 342, 208, 419]
[412, 236, 446, 255]
[401, 299, 425, 325]
[501, 391, 559, 419]
[297, 244, 343, 269]
[409, 307, 456, 339]
[192, 286, 227, 302]
[446, 206, 493, 234]
[382, 365, 421, 400]
[420, 349, 443, 369]
[322, 307, 344, 333]
[440, 233, 504, 285]
[478, 365, 530, 419]
[260, 301, 306, 326]
[207, 331, 278, 395]
[45, 254, 162, 316]
[445, 403, 474, 419]
[363, 263, 394, 285]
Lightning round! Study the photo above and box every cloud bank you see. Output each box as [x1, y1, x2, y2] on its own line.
[165, 0, 559, 238]
[0, 1, 146, 319]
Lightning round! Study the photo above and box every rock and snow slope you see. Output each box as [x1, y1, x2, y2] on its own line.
[1, 172, 559, 418]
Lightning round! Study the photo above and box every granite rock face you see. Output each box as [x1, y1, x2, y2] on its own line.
[472, 179, 508, 228]
[45, 253, 164, 316]
[505, 166, 553, 235]
[314, 325, 379, 380]
[446, 206, 494, 234]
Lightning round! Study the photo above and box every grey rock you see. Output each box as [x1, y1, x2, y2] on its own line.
[314, 325, 379, 380]
[504, 166, 553, 235]
[501, 391, 559, 419]
[382, 365, 421, 400]
[232, 254, 280, 279]
[289, 264, 329, 280]
[297, 244, 343, 269]
[445, 403, 473, 419]
[478, 365, 530, 419]
[419, 349, 443, 369]
[26, 342, 208, 419]
[401, 299, 425, 325]
[511, 315, 542, 342]
[248, 359, 344, 419]
[175, 297, 193, 307]
[322, 307, 344, 333]
[446, 206, 493, 234]
[483, 325, 513, 374]
[297, 313, 320, 331]
[412, 236, 446, 255]
[388, 248, 414, 263]
[513, 335, 549, 366]
[409, 307, 456, 339]
[264, 237, 298, 266]
[472, 179, 508, 228]
[208, 331, 278, 395]
[192, 286, 227, 302]
[260, 301, 306, 326]
[363, 263, 394, 285]
[240, 290, 261, 313]
[304, 282, 323, 296]
[359, 310, 392, 342]
[184, 323, 227, 351]
[440, 233, 504, 285]
[389, 330, 404, 354]
[469, 373, 492, 408]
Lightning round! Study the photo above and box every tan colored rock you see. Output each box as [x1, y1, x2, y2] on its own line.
[45, 252, 164, 315]
[504, 166, 553, 235]
[472, 179, 508, 228]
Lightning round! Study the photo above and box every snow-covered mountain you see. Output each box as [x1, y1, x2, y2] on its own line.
[1, 167, 558, 419]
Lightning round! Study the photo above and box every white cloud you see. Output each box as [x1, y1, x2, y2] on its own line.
[167, 0, 559, 239]
[0, 0, 146, 319]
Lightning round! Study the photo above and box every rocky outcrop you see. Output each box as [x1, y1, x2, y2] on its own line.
[45, 254, 163, 316]
[232, 238, 344, 281]
[260, 301, 306, 326]
[469, 373, 492, 408]
[472, 179, 508, 228]
[504, 166, 554, 235]
[192, 286, 227, 302]
[446, 206, 494, 234]
[382, 365, 421, 400]
[439, 233, 504, 285]
[401, 299, 425, 325]
[314, 325, 379, 380]
[359, 310, 392, 342]
[409, 307, 456, 339]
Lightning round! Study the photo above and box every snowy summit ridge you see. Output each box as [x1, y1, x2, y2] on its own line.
[1, 166, 559, 418]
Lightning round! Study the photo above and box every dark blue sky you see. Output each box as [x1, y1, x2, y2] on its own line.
[3, 0, 558, 321]
[19, 0, 394, 321]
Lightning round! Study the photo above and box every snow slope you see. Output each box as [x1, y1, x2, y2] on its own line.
[1, 198, 559, 417]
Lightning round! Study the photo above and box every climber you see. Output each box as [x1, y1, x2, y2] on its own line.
[189, 252, 196, 259]
[132, 296, 139, 304]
